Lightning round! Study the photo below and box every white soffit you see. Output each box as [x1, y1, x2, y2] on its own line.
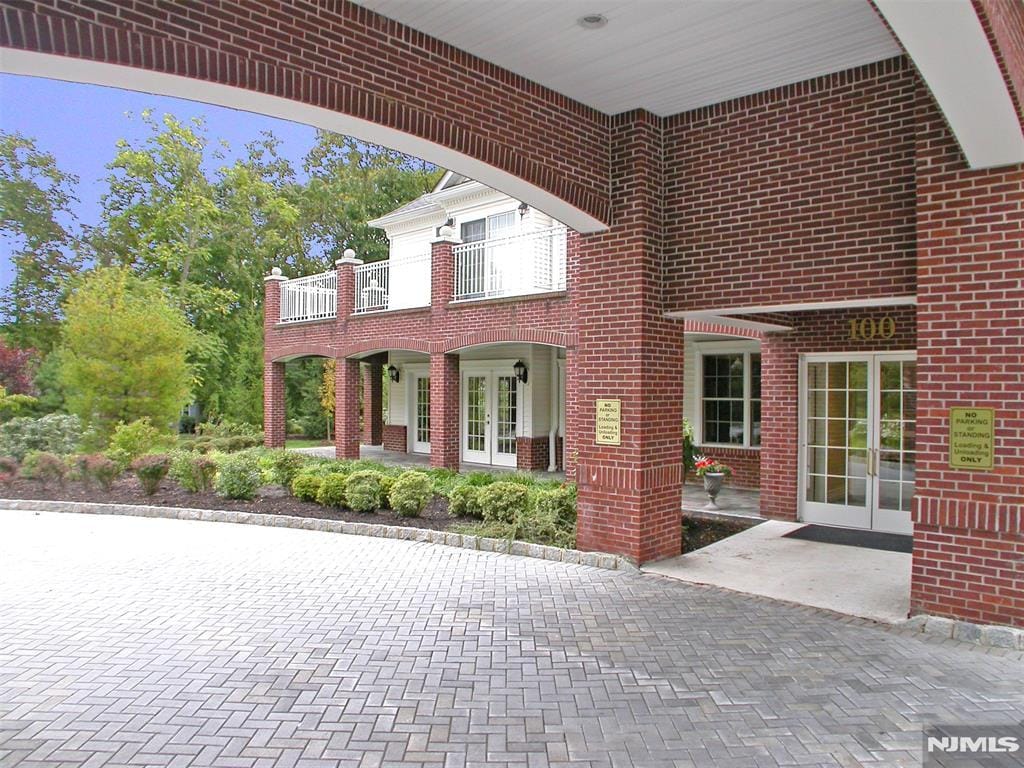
[874, 0, 1024, 169]
[354, 0, 900, 116]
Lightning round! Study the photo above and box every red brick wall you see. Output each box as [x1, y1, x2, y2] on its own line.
[663, 58, 918, 313]
[382, 425, 407, 453]
[516, 436, 549, 472]
[760, 306, 917, 521]
[0, 1, 611, 225]
[334, 357, 361, 460]
[573, 111, 685, 564]
[911, 87, 1024, 627]
[429, 354, 459, 470]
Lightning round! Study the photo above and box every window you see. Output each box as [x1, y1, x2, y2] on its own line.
[700, 352, 762, 447]
[460, 211, 516, 243]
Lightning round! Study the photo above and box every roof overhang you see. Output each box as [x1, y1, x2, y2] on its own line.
[873, 0, 1024, 170]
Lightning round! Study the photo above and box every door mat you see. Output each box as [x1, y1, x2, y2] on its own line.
[784, 524, 913, 554]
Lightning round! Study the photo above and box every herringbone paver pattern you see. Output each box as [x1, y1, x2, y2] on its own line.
[0, 511, 1021, 768]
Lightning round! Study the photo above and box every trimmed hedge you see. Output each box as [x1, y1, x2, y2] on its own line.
[477, 482, 530, 524]
[345, 470, 384, 512]
[388, 471, 432, 518]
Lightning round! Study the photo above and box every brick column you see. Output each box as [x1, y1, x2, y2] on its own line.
[361, 361, 384, 446]
[758, 332, 799, 520]
[910, 88, 1024, 628]
[334, 357, 361, 460]
[573, 111, 685, 565]
[430, 226, 458, 316]
[429, 352, 460, 470]
[263, 268, 287, 448]
[336, 248, 362, 317]
[563, 346, 578, 480]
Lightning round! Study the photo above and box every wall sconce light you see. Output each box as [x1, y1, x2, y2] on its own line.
[387, 365, 400, 383]
[518, 202, 529, 218]
[513, 360, 528, 384]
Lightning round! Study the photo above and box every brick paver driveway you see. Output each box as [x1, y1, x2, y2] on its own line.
[1, 511, 1022, 768]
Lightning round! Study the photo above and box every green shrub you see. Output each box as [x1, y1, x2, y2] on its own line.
[131, 454, 170, 496]
[315, 473, 348, 507]
[291, 472, 325, 502]
[345, 470, 384, 512]
[448, 484, 483, 519]
[477, 482, 530, 524]
[533, 485, 577, 529]
[0, 413, 82, 461]
[214, 452, 262, 500]
[425, 467, 460, 496]
[108, 418, 166, 464]
[196, 420, 263, 439]
[0, 456, 18, 486]
[20, 451, 68, 486]
[503, 472, 537, 487]
[462, 471, 496, 488]
[388, 471, 432, 517]
[169, 451, 217, 493]
[259, 449, 306, 486]
[84, 454, 120, 492]
[379, 474, 395, 509]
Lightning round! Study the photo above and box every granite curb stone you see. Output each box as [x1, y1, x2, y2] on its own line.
[0, 498, 640, 574]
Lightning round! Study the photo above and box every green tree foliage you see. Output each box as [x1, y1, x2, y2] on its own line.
[4, 113, 439, 431]
[0, 132, 83, 351]
[58, 267, 194, 438]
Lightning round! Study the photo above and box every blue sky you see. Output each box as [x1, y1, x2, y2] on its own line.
[0, 74, 321, 292]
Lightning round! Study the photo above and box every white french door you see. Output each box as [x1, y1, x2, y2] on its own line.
[800, 353, 916, 534]
[462, 370, 519, 467]
[411, 373, 431, 454]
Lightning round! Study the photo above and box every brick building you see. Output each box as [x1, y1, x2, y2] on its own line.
[3, 0, 1023, 627]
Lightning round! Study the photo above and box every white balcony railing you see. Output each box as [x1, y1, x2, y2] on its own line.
[453, 226, 567, 301]
[354, 253, 431, 313]
[280, 270, 337, 323]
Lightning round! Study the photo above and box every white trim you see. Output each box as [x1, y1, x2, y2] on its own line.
[0, 49, 606, 233]
[797, 351, 917, 534]
[459, 359, 522, 468]
[874, 0, 1024, 170]
[402, 363, 430, 454]
[694, 343, 762, 450]
[669, 295, 917, 319]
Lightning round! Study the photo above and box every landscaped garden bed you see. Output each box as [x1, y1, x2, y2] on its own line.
[0, 417, 578, 547]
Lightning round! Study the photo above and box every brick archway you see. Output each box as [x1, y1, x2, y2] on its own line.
[0, 2, 610, 233]
[269, 343, 336, 363]
[338, 339, 432, 359]
[443, 329, 576, 353]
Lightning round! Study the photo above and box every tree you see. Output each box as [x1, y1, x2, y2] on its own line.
[0, 132, 83, 350]
[320, 358, 335, 440]
[0, 337, 38, 394]
[300, 133, 440, 263]
[58, 267, 194, 438]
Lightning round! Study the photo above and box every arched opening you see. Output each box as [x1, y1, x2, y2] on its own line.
[1, 49, 608, 234]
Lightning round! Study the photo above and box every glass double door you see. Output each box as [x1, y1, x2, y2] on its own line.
[801, 353, 916, 534]
[463, 371, 518, 467]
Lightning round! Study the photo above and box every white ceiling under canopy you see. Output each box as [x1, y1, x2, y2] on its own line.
[353, 0, 902, 116]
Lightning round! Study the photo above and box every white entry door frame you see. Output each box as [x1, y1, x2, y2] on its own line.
[460, 360, 522, 468]
[798, 351, 916, 535]
[404, 364, 431, 454]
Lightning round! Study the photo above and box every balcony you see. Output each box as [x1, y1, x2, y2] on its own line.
[279, 270, 337, 324]
[453, 226, 567, 301]
[276, 226, 568, 322]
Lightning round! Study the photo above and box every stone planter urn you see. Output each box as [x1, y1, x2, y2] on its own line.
[703, 472, 725, 509]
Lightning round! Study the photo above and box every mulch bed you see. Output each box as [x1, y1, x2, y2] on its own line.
[0, 476, 461, 531]
[682, 515, 754, 553]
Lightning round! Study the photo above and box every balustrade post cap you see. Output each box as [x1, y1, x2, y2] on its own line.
[432, 225, 461, 245]
[335, 251, 364, 266]
[264, 266, 286, 282]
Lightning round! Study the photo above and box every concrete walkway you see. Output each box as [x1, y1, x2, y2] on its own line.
[682, 482, 760, 517]
[646, 520, 912, 623]
[1, 509, 1020, 768]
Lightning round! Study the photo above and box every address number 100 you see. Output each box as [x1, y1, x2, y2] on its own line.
[849, 316, 896, 341]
